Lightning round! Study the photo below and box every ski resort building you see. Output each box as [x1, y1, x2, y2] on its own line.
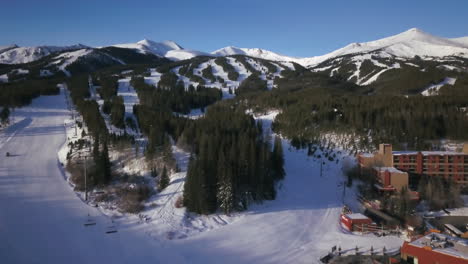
[401, 232, 468, 264]
[358, 144, 409, 192]
[340, 213, 374, 232]
[358, 143, 468, 186]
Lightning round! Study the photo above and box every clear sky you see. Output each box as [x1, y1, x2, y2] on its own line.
[1, 0, 467, 57]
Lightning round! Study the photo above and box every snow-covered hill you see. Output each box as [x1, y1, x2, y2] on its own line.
[144, 56, 287, 96]
[0, 44, 88, 64]
[112, 39, 210, 60]
[212, 46, 297, 62]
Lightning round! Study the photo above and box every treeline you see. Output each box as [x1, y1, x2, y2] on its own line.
[214, 57, 239, 81]
[0, 78, 61, 107]
[130, 76, 222, 114]
[236, 74, 267, 95]
[417, 174, 464, 210]
[235, 70, 468, 150]
[182, 105, 284, 214]
[67, 75, 108, 137]
[272, 94, 468, 150]
[94, 75, 125, 129]
[67, 75, 112, 188]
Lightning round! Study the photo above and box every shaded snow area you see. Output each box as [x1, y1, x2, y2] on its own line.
[144, 68, 162, 86]
[11, 68, 29, 75]
[178, 108, 205, 119]
[422, 196, 468, 217]
[0, 73, 8, 83]
[2, 92, 403, 263]
[40, 69, 53, 77]
[421, 77, 457, 96]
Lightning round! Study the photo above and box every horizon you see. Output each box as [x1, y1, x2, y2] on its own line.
[1, 0, 468, 57]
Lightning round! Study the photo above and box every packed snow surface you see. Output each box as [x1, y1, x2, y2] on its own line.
[0, 74, 8, 83]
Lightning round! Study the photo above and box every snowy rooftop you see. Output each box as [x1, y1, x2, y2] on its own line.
[359, 153, 374, 158]
[393, 150, 468, 156]
[374, 167, 405, 174]
[344, 213, 370, 220]
[409, 233, 468, 259]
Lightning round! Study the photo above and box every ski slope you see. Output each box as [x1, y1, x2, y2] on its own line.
[0, 89, 184, 264]
[0, 93, 403, 263]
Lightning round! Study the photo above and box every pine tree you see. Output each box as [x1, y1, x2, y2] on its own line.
[101, 141, 112, 184]
[216, 150, 234, 214]
[217, 175, 234, 215]
[151, 167, 158, 178]
[0, 106, 10, 124]
[158, 166, 170, 191]
[272, 136, 285, 181]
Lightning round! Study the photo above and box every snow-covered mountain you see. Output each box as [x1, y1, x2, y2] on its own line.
[0, 44, 88, 64]
[1, 28, 467, 90]
[212, 46, 297, 62]
[112, 39, 210, 61]
[298, 28, 468, 67]
[210, 28, 468, 68]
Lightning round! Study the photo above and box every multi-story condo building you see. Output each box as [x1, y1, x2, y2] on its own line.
[359, 144, 468, 187]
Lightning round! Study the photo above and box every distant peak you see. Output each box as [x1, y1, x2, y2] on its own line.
[137, 39, 182, 50]
[161, 40, 183, 50]
[137, 39, 156, 45]
[399, 27, 430, 37]
[407, 27, 422, 32]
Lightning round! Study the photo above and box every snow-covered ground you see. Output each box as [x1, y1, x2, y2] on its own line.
[421, 77, 457, 96]
[1, 93, 404, 263]
[0, 73, 8, 83]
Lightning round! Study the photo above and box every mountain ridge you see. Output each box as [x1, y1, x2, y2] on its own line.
[2, 28, 467, 66]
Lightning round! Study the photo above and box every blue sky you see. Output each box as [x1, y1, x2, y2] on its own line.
[1, 0, 467, 57]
